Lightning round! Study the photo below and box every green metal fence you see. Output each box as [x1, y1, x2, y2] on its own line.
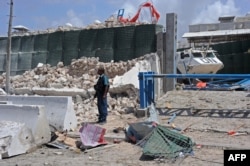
[0, 38, 7, 53]
[34, 34, 49, 52]
[115, 26, 136, 49]
[0, 24, 163, 75]
[11, 36, 21, 52]
[79, 29, 98, 52]
[48, 31, 63, 51]
[18, 52, 32, 71]
[212, 39, 250, 74]
[20, 35, 35, 52]
[32, 52, 47, 68]
[0, 54, 5, 71]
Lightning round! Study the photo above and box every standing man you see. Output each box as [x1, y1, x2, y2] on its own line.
[94, 66, 109, 123]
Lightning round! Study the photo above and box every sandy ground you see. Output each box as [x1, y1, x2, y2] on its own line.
[1, 90, 250, 166]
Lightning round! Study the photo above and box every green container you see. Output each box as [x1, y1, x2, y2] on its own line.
[221, 42, 232, 55]
[231, 41, 242, 54]
[63, 49, 79, 65]
[63, 30, 81, 50]
[241, 40, 250, 53]
[79, 29, 98, 51]
[135, 46, 155, 58]
[47, 50, 63, 66]
[34, 34, 49, 51]
[232, 53, 244, 74]
[20, 35, 35, 52]
[95, 48, 114, 63]
[115, 26, 135, 49]
[18, 52, 32, 70]
[225, 54, 234, 74]
[135, 24, 162, 49]
[94, 28, 115, 49]
[48, 31, 63, 51]
[211, 44, 222, 55]
[114, 48, 135, 62]
[32, 51, 47, 68]
[11, 53, 18, 71]
[243, 53, 250, 73]
[79, 50, 95, 58]
[0, 38, 7, 53]
[11, 36, 21, 53]
[16, 70, 26, 75]
[0, 54, 6, 71]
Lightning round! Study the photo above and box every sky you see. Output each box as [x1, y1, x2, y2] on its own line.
[0, 0, 249, 40]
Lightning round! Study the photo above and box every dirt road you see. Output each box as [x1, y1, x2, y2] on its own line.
[1, 90, 250, 166]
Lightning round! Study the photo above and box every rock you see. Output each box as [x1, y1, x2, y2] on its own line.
[74, 94, 82, 102]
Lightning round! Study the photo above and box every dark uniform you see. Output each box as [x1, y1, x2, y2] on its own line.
[94, 73, 109, 123]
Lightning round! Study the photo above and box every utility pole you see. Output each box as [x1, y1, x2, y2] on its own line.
[6, 0, 13, 94]
[165, 13, 177, 92]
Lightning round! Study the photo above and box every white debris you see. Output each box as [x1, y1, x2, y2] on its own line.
[0, 121, 36, 158]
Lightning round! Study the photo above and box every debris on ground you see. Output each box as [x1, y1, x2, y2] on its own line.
[137, 125, 195, 160]
[79, 123, 108, 150]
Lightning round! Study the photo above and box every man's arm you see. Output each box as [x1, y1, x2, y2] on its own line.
[103, 75, 109, 98]
[103, 85, 109, 98]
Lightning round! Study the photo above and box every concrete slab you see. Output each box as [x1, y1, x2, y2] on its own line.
[32, 87, 88, 98]
[0, 95, 77, 131]
[0, 101, 12, 104]
[0, 121, 36, 158]
[0, 105, 50, 145]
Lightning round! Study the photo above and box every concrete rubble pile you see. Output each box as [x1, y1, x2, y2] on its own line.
[0, 53, 159, 159]
[0, 54, 157, 127]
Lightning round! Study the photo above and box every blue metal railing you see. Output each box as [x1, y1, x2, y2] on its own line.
[138, 72, 250, 109]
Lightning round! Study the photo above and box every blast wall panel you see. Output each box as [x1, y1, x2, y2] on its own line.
[0, 24, 162, 75]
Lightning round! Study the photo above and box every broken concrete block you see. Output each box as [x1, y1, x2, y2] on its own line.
[0, 95, 77, 131]
[32, 87, 88, 98]
[0, 121, 36, 158]
[13, 87, 34, 95]
[0, 104, 51, 145]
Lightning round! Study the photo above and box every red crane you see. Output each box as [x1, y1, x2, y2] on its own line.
[118, 1, 160, 24]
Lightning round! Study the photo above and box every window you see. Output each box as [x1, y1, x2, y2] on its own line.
[192, 52, 203, 57]
[206, 52, 215, 57]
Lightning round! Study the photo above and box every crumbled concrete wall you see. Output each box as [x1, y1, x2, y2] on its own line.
[0, 53, 161, 126]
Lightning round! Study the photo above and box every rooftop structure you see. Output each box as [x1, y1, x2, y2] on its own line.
[183, 13, 250, 44]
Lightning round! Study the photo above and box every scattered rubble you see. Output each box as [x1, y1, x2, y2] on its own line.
[0, 53, 158, 159]
[2, 51, 249, 164]
[0, 54, 157, 127]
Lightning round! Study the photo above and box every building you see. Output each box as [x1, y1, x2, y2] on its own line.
[182, 13, 250, 45]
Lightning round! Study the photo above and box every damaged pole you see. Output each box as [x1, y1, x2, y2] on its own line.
[6, 0, 14, 94]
